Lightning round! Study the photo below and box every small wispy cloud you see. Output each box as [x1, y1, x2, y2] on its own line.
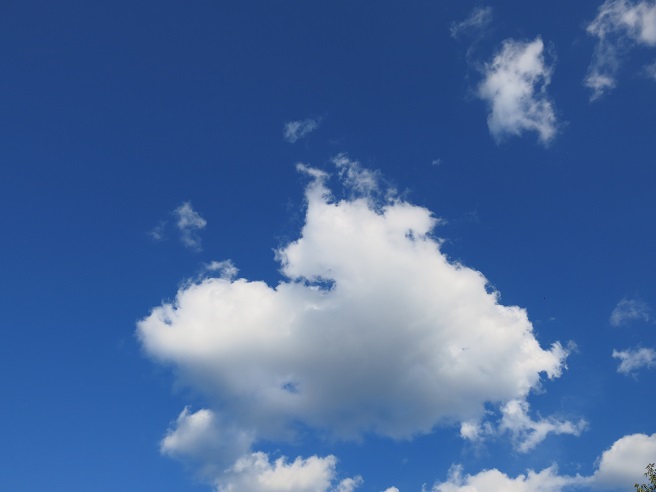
[283, 117, 322, 143]
[173, 202, 207, 252]
[585, 0, 656, 100]
[450, 6, 493, 39]
[477, 37, 558, 144]
[149, 220, 167, 242]
[612, 347, 656, 375]
[149, 202, 208, 252]
[610, 297, 650, 326]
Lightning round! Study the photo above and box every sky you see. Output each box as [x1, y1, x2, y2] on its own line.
[1, 1, 655, 491]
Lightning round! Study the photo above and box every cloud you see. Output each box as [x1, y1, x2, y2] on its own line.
[477, 38, 558, 144]
[431, 433, 656, 491]
[450, 7, 493, 39]
[612, 347, 656, 374]
[646, 59, 656, 78]
[430, 464, 581, 492]
[138, 156, 576, 485]
[459, 398, 586, 452]
[588, 433, 656, 489]
[609, 298, 650, 326]
[585, 0, 656, 100]
[498, 399, 587, 453]
[284, 118, 322, 143]
[173, 201, 207, 252]
[161, 407, 361, 492]
[217, 452, 361, 492]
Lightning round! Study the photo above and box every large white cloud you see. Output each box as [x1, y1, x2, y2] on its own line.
[138, 156, 579, 487]
[477, 38, 557, 144]
[585, 0, 656, 100]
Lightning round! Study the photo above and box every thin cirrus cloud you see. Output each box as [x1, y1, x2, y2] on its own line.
[430, 433, 656, 492]
[283, 117, 322, 143]
[612, 347, 656, 375]
[585, 0, 656, 100]
[138, 156, 583, 490]
[450, 6, 493, 39]
[477, 37, 558, 145]
[609, 297, 650, 326]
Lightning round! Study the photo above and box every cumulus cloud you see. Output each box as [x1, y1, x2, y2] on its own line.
[217, 452, 361, 492]
[173, 201, 207, 252]
[477, 38, 558, 144]
[588, 433, 656, 490]
[612, 347, 656, 374]
[162, 407, 360, 492]
[610, 298, 650, 326]
[284, 118, 322, 143]
[431, 433, 656, 491]
[585, 0, 656, 100]
[138, 156, 577, 486]
[431, 464, 581, 492]
[450, 7, 493, 39]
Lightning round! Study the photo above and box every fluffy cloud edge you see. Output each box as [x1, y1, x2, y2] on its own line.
[477, 37, 558, 144]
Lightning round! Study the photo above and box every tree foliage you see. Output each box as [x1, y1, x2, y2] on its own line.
[635, 464, 656, 492]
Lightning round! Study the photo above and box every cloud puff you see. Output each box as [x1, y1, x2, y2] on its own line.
[173, 201, 207, 252]
[585, 0, 656, 100]
[138, 156, 576, 485]
[610, 298, 650, 326]
[284, 118, 322, 143]
[431, 433, 656, 491]
[477, 38, 557, 144]
[612, 347, 656, 374]
[450, 7, 493, 39]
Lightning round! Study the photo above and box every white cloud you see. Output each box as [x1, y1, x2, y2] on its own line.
[588, 433, 656, 490]
[499, 399, 587, 453]
[431, 433, 656, 492]
[585, 0, 656, 100]
[173, 201, 207, 252]
[284, 118, 322, 143]
[160, 407, 254, 480]
[477, 38, 558, 144]
[138, 156, 577, 484]
[218, 452, 361, 492]
[206, 260, 239, 280]
[612, 347, 656, 374]
[459, 398, 586, 452]
[161, 407, 361, 492]
[609, 298, 650, 326]
[450, 7, 493, 39]
[431, 464, 582, 492]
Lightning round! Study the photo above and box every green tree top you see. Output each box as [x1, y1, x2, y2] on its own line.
[635, 463, 656, 492]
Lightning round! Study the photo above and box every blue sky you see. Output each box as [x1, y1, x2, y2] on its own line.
[1, 1, 655, 491]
